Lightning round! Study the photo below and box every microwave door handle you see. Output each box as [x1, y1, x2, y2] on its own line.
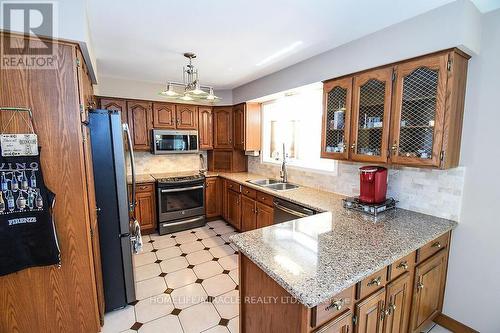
[123, 123, 136, 213]
[161, 185, 204, 193]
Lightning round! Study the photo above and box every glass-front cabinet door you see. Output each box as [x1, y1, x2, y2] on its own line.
[321, 77, 352, 160]
[390, 55, 447, 167]
[350, 67, 392, 163]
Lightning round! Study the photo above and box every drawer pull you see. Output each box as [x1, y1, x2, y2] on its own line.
[396, 261, 408, 270]
[325, 299, 343, 312]
[261, 197, 266, 200]
[431, 241, 442, 248]
[367, 276, 382, 287]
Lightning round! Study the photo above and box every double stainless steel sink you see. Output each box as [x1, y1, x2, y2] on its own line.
[247, 179, 300, 191]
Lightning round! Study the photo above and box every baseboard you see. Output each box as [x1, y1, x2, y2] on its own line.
[434, 313, 479, 333]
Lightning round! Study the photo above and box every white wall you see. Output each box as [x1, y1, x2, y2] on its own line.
[443, 9, 500, 332]
[233, 0, 481, 103]
[94, 76, 233, 105]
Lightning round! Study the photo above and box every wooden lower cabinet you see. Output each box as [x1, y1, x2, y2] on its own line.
[205, 177, 221, 218]
[410, 249, 447, 332]
[239, 233, 451, 333]
[129, 183, 157, 234]
[241, 195, 257, 231]
[226, 189, 241, 230]
[256, 202, 274, 228]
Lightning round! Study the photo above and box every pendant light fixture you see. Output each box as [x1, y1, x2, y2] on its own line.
[159, 52, 221, 103]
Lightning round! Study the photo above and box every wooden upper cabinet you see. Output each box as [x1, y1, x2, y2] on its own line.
[127, 101, 152, 150]
[321, 77, 353, 160]
[383, 272, 412, 333]
[410, 249, 447, 332]
[153, 102, 176, 129]
[351, 67, 393, 163]
[355, 287, 385, 333]
[233, 104, 245, 150]
[100, 98, 127, 125]
[213, 106, 233, 149]
[198, 106, 213, 150]
[176, 104, 198, 129]
[390, 54, 448, 167]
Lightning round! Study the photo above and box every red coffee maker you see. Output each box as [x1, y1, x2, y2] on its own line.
[359, 166, 388, 204]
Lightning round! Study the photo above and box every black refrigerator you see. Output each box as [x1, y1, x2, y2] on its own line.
[88, 109, 139, 312]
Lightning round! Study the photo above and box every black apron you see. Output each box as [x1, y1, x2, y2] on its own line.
[0, 147, 60, 276]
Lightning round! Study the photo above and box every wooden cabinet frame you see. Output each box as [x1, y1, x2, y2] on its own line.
[152, 102, 176, 129]
[321, 77, 353, 160]
[390, 54, 448, 167]
[350, 67, 393, 163]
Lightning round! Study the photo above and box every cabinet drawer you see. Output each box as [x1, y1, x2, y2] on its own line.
[241, 186, 256, 199]
[389, 251, 416, 281]
[417, 232, 450, 263]
[357, 267, 387, 300]
[311, 286, 355, 329]
[226, 180, 241, 192]
[136, 183, 154, 193]
[256, 191, 274, 207]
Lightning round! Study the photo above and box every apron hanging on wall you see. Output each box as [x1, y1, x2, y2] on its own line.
[0, 108, 60, 276]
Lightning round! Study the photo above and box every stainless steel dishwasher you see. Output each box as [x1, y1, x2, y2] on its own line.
[273, 197, 316, 224]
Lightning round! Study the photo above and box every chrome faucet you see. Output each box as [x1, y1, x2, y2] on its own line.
[280, 143, 288, 183]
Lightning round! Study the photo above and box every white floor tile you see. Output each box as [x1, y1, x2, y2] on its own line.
[218, 255, 238, 271]
[186, 250, 214, 265]
[139, 242, 153, 252]
[194, 227, 217, 239]
[203, 326, 229, 333]
[133, 252, 157, 267]
[170, 283, 208, 309]
[220, 232, 238, 242]
[134, 263, 161, 282]
[209, 245, 234, 259]
[102, 305, 135, 333]
[152, 237, 177, 250]
[165, 268, 198, 289]
[212, 225, 236, 235]
[207, 220, 227, 228]
[176, 233, 199, 244]
[134, 294, 174, 323]
[138, 314, 183, 333]
[178, 302, 221, 333]
[228, 269, 238, 284]
[213, 290, 239, 319]
[180, 240, 205, 254]
[202, 236, 225, 248]
[156, 246, 182, 260]
[160, 256, 189, 273]
[227, 316, 239, 333]
[193, 261, 224, 280]
[135, 276, 167, 300]
[202, 274, 236, 297]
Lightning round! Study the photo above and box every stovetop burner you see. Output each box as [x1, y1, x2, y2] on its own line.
[156, 174, 205, 184]
[342, 197, 397, 217]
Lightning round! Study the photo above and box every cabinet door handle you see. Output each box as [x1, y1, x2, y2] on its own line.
[417, 282, 424, 291]
[396, 261, 408, 270]
[367, 276, 382, 287]
[325, 299, 343, 312]
[350, 143, 356, 151]
[431, 241, 442, 248]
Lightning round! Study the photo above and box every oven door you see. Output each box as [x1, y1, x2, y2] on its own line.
[157, 183, 205, 221]
[153, 130, 198, 154]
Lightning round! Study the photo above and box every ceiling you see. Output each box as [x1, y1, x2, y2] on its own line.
[87, 0, 497, 90]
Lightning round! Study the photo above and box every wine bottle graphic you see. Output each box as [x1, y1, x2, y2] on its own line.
[21, 171, 29, 190]
[11, 174, 19, 192]
[30, 170, 37, 188]
[1, 172, 7, 192]
[17, 172, 23, 182]
[0, 191, 5, 213]
[16, 192, 26, 211]
[7, 191, 14, 212]
[27, 190, 34, 210]
[35, 189, 43, 209]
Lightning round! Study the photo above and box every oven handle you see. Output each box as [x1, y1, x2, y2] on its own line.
[160, 185, 204, 193]
[161, 216, 205, 228]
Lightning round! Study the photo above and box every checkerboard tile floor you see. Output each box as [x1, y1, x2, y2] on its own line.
[101, 220, 239, 333]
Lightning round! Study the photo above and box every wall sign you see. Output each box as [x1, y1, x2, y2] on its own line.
[0, 134, 38, 157]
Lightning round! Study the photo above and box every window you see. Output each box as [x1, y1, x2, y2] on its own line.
[261, 87, 336, 172]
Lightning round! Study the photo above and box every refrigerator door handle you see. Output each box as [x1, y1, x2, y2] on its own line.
[123, 123, 136, 214]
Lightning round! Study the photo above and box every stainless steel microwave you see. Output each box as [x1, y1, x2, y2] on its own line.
[152, 129, 199, 154]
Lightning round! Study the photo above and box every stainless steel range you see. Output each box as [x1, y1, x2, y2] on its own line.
[155, 173, 206, 235]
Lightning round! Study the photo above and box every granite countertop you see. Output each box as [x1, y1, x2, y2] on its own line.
[127, 173, 155, 184]
[218, 172, 457, 308]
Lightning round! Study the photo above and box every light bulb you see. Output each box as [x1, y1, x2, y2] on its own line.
[159, 83, 179, 97]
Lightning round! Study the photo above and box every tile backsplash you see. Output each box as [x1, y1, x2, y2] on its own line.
[248, 157, 465, 221]
[126, 152, 206, 175]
